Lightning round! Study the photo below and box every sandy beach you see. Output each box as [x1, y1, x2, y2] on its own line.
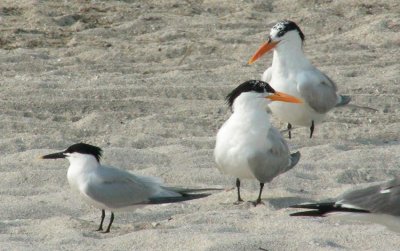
[0, 0, 400, 250]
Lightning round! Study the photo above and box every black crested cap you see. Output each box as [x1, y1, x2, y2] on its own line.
[226, 80, 275, 108]
[273, 20, 305, 42]
[64, 143, 103, 162]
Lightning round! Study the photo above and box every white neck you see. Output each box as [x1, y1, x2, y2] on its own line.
[67, 154, 100, 191]
[272, 35, 310, 71]
[233, 93, 268, 112]
[231, 93, 271, 133]
[68, 154, 100, 171]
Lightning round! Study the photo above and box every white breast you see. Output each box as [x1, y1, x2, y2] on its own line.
[214, 108, 271, 179]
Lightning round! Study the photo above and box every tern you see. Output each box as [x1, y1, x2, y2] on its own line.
[290, 178, 400, 233]
[41, 143, 217, 233]
[214, 80, 301, 205]
[248, 20, 351, 138]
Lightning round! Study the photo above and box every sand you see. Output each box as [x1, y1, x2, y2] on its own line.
[0, 0, 399, 250]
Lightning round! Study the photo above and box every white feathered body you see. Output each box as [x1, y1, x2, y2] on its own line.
[66, 153, 180, 211]
[264, 32, 340, 127]
[214, 93, 293, 182]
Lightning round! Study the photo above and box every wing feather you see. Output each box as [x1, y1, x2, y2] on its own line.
[297, 70, 339, 113]
[338, 178, 400, 216]
[247, 127, 293, 183]
[83, 166, 158, 209]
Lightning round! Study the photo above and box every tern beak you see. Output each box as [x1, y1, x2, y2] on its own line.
[248, 38, 279, 65]
[266, 92, 302, 103]
[41, 152, 66, 159]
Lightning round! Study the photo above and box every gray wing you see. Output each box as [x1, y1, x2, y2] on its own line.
[83, 167, 158, 209]
[297, 69, 339, 113]
[338, 178, 400, 216]
[248, 127, 294, 183]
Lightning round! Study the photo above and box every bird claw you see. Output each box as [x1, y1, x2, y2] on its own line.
[233, 199, 244, 205]
[250, 199, 265, 207]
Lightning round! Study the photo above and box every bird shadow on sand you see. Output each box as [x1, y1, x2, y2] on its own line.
[81, 221, 159, 239]
[266, 196, 314, 210]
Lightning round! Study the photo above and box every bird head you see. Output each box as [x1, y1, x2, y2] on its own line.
[226, 80, 302, 110]
[41, 143, 103, 164]
[248, 20, 305, 64]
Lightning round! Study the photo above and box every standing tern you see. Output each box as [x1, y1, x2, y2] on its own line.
[214, 80, 302, 205]
[248, 20, 351, 138]
[290, 178, 400, 233]
[41, 143, 217, 233]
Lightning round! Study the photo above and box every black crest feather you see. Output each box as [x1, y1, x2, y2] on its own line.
[273, 20, 305, 42]
[226, 80, 275, 108]
[65, 143, 103, 162]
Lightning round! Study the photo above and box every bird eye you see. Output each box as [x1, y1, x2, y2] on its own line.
[277, 30, 285, 37]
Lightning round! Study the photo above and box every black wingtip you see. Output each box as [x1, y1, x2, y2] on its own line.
[289, 202, 337, 210]
[289, 202, 370, 216]
[289, 203, 326, 209]
[290, 211, 326, 217]
[148, 193, 211, 205]
[289, 203, 333, 217]
[165, 187, 224, 194]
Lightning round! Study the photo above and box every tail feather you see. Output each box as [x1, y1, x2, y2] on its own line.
[336, 95, 378, 112]
[336, 95, 351, 107]
[289, 151, 301, 169]
[346, 104, 378, 112]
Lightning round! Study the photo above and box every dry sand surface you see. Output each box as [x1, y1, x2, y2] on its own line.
[1, 0, 400, 250]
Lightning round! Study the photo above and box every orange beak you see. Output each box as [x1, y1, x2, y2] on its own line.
[266, 91, 302, 103]
[248, 39, 279, 65]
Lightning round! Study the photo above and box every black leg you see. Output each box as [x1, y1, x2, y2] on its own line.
[104, 212, 114, 233]
[96, 209, 105, 231]
[253, 183, 265, 206]
[310, 120, 314, 138]
[287, 123, 292, 139]
[235, 178, 244, 203]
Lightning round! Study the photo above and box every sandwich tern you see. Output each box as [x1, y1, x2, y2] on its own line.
[41, 143, 218, 233]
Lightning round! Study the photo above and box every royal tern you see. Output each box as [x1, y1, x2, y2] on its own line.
[41, 143, 217, 233]
[214, 80, 301, 205]
[248, 20, 351, 138]
[290, 178, 400, 233]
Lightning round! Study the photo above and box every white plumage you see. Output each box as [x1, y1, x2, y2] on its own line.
[214, 80, 301, 205]
[42, 143, 215, 233]
[249, 20, 350, 138]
